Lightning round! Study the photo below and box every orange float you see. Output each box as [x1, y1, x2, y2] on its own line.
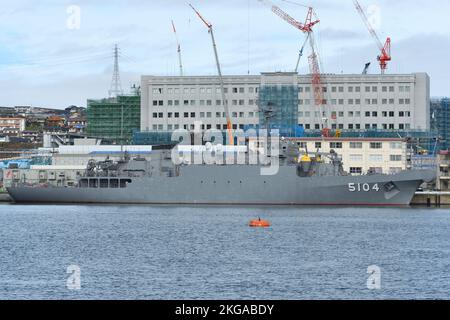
[249, 218, 271, 228]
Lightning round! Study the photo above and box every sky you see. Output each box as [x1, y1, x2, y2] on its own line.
[0, 0, 449, 108]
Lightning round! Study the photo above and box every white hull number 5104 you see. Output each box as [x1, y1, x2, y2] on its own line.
[348, 183, 380, 192]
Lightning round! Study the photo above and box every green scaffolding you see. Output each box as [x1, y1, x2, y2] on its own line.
[87, 95, 141, 144]
[258, 85, 299, 136]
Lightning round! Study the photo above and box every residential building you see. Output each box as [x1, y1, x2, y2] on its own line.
[0, 117, 26, 135]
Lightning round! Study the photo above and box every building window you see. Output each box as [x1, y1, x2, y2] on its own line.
[330, 142, 342, 149]
[350, 142, 363, 149]
[390, 142, 402, 149]
[370, 142, 383, 149]
[369, 154, 383, 162]
[350, 167, 363, 175]
[315, 142, 322, 149]
[390, 155, 402, 162]
[389, 167, 403, 174]
[152, 101, 158, 106]
[350, 154, 363, 162]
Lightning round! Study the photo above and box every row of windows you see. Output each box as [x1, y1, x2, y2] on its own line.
[152, 84, 411, 96]
[152, 112, 259, 119]
[151, 124, 247, 131]
[152, 99, 257, 107]
[350, 167, 404, 175]
[300, 123, 412, 130]
[349, 154, 403, 162]
[153, 98, 411, 108]
[293, 141, 402, 150]
[299, 85, 411, 94]
[152, 87, 259, 95]
[299, 98, 411, 106]
[299, 111, 412, 118]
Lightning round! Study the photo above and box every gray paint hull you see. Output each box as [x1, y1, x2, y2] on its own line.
[7, 166, 435, 206]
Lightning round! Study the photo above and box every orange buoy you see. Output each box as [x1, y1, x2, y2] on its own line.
[249, 217, 271, 228]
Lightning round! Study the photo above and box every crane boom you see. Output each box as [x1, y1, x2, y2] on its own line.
[189, 4, 234, 146]
[258, 0, 319, 32]
[258, 0, 330, 136]
[353, 0, 391, 74]
[171, 20, 184, 76]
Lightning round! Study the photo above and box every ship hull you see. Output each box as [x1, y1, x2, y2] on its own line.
[6, 167, 435, 206]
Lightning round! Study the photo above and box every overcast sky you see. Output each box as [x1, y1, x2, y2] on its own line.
[0, 0, 449, 108]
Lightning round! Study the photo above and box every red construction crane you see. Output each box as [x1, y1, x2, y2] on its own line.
[353, 0, 391, 74]
[258, 0, 330, 137]
[189, 4, 234, 145]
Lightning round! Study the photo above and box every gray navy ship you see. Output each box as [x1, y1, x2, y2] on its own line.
[6, 141, 436, 206]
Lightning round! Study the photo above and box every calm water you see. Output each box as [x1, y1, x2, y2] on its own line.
[0, 204, 449, 300]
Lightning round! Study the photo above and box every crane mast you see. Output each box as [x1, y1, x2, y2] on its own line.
[171, 20, 184, 76]
[258, 0, 330, 137]
[189, 4, 234, 146]
[353, 0, 391, 74]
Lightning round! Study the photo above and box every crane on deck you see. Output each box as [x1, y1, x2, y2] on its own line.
[189, 3, 234, 145]
[258, 0, 331, 137]
[353, 0, 391, 74]
[171, 20, 184, 76]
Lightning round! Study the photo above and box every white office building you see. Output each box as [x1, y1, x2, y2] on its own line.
[140, 72, 430, 132]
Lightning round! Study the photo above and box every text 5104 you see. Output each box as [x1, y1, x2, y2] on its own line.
[348, 183, 380, 192]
